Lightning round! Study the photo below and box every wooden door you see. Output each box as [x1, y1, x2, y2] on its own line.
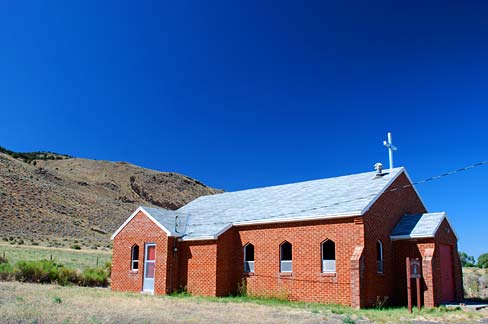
[439, 244, 455, 302]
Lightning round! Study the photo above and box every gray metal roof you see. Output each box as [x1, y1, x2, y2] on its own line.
[175, 167, 406, 239]
[141, 206, 188, 236]
[390, 212, 447, 240]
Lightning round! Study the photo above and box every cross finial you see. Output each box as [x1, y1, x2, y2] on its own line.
[383, 132, 397, 170]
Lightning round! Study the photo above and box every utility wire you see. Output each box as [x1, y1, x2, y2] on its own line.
[180, 160, 488, 229]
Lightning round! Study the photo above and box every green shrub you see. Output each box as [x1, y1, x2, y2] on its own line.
[81, 267, 108, 287]
[459, 251, 476, 267]
[57, 267, 81, 286]
[479, 253, 488, 269]
[0, 262, 14, 281]
[71, 244, 81, 250]
[0, 255, 7, 264]
[14, 260, 59, 283]
[1, 257, 109, 288]
[104, 261, 112, 276]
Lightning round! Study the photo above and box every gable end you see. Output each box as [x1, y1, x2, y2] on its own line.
[111, 207, 172, 240]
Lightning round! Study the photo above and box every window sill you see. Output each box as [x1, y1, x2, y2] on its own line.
[129, 270, 139, 274]
[376, 272, 385, 276]
[320, 272, 336, 277]
[279, 272, 293, 277]
[244, 272, 255, 277]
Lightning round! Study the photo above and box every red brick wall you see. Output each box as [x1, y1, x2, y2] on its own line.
[362, 173, 427, 307]
[216, 228, 241, 296]
[178, 240, 218, 296]
[179, 217, 365, 304]
[111, 211, 170, 294]
[233, 217, 362, 305]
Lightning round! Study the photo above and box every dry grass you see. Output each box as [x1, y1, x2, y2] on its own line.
[0, 243, 111, 269]
[0, 282, 327, 324]
[463, 267, 488, 300]
[0, 282, 486, 324]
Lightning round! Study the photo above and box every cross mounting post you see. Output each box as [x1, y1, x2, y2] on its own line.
[383, 132, 397, 170]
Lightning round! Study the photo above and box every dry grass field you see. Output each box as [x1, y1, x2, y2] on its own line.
[0, 244, 486, 323]
[0, 281, 487, 324]
[464, 267, 488, 300]
[0, 243, 111, 270]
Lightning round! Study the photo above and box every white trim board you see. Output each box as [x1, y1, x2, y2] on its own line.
[111, 206, 173, 240]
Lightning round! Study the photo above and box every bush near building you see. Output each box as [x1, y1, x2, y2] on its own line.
[0, 258, 110, 287]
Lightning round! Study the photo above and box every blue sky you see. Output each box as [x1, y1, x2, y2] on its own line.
[1, 1, 487, 258]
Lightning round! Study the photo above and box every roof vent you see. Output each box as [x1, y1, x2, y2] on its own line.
[374, 162, 388, 178]
[374, 162, 383, 174]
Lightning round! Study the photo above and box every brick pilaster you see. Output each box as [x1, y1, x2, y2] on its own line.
[350, 245, 364, 308]
[421, 247, 435, 308]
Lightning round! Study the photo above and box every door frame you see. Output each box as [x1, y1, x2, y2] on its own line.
[142, 243, 156, 294]
[439, 243, 455, 302]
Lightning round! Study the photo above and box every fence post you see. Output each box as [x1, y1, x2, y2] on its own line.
[96, 257, 99, 267]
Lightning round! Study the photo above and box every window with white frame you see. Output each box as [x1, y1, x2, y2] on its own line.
[280, 241, 292, 273]
[376, 240, 383, 273]
[243, 243, 255, 273]
[321, 239, 336, 273]
[131, 244, 139, 271]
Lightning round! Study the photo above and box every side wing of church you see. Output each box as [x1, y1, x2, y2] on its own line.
[110, 167, 462, 308]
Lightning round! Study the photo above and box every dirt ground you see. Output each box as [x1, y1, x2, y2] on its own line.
[0, 282, 487, 324]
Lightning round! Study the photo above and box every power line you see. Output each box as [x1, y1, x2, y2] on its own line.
[181, 160, 488, 230]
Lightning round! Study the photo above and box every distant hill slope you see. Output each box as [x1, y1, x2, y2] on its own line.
[0, 151, 221, 250]
[0, 146, 71, 163]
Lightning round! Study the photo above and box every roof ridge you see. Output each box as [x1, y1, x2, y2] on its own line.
[179, 167, 405, 207]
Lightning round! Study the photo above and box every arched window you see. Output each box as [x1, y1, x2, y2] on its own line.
[243, 243, 255, 273]
[280, 241, 292, 273]
[131, 244, 139, 271]
[376, 240, 383, 273]
[321, 239, 336, 273]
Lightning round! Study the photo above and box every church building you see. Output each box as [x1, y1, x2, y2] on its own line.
[111, 165, 462, 308]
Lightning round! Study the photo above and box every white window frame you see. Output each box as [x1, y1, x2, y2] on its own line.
[280, 241, 292, 273]
[131, 244, 139, 271]
[377, 240, 384, 274]
[321, 239, 336, 273]
[243, 243, 255, 273]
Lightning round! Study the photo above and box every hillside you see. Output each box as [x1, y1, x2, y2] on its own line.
[0, 151, 221, 250]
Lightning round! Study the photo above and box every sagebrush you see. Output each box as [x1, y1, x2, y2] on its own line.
[0, 258, 109, 287]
